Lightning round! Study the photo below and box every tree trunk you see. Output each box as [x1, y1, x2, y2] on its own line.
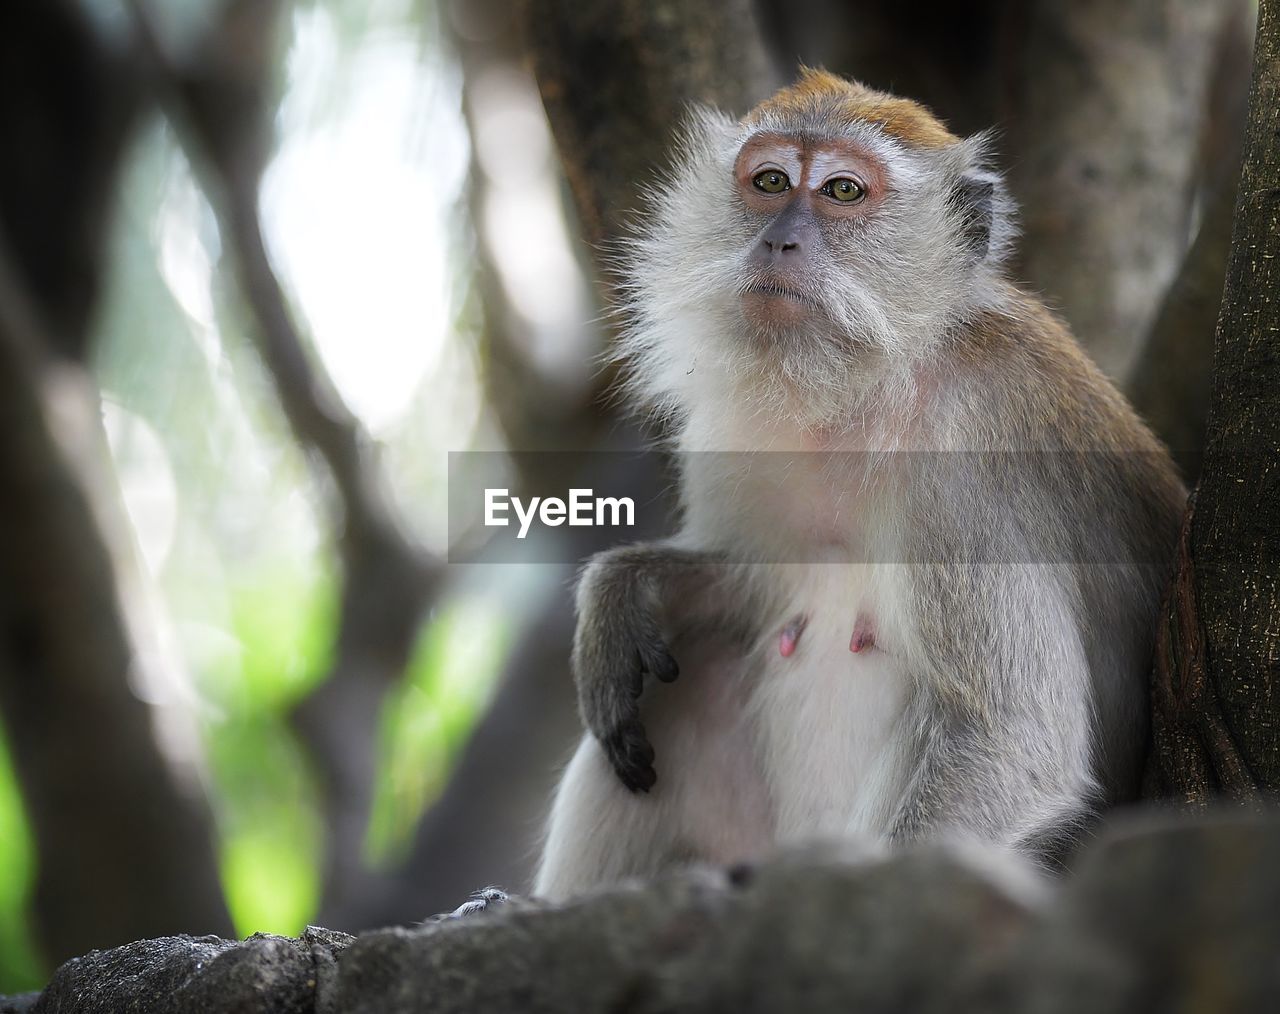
[0, 0, 235, 964]
[1146, 0, 1280, 804]
[1003, 0, 1233, 379]
[1126, 2, 1255, 480]
[0, 250, 235, 965]
[0, 0, 137, 359]
[519, 0, 779, 253]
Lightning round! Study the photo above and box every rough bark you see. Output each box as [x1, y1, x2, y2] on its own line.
[127, 0, 441, 925]
[1146, 0, 1280, 803]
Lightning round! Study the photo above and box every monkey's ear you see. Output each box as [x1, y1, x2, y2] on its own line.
[954, 173, 996, 262]
[949, 132, 1016, 268]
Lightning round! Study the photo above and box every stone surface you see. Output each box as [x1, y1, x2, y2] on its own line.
[6, 814, 1280, 1013]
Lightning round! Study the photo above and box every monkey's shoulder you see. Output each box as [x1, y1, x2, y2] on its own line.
[949, 293, 1175, 458]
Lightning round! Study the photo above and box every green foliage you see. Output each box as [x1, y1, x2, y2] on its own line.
[0, 727, 45, 992]
[365, 597, 512, 867]
[223, 565, 338, 713]
[201, 564, 335, 936]
[209, 716, 323, 937]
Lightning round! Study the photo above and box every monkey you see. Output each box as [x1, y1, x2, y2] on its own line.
[533, 69, 1186, 901]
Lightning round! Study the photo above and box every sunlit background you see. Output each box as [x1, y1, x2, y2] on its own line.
[0, 0, 596, 989]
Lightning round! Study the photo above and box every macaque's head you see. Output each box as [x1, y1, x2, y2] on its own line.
[622, 69, 1014, 422]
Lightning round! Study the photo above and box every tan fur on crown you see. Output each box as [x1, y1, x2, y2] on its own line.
[746, 67, 959, 150]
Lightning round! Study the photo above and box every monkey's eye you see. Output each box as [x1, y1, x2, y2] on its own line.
[822, 177, 866, 203]
[752, 170, 791, 194]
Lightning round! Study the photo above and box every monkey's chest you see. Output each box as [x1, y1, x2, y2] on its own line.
[747, 563, 911, 841]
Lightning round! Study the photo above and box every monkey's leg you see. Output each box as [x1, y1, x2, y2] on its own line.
[539, 633, 772, 901]
[888, 564, 1099, 861]
[888, 710, 1098, 869]
[534, 734, 682, 901]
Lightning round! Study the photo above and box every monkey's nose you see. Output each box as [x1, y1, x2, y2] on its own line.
[761, 234, 800, 255]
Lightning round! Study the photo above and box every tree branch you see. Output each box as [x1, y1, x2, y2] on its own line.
[127, 0, 442, 925]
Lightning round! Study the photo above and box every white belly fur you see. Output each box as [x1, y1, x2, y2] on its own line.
[747, 562, 910, 845]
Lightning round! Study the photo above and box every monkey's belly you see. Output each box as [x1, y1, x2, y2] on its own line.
[748, 566, 911, 844]
[637, 566, 909, 866]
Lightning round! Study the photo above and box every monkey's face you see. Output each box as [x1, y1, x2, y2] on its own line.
[720, 119, 1001, 376]
[619, 86, 1011, 421]
[733, 131, 890, 339]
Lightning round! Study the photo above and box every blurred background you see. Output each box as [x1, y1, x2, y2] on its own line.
[0, 0, 1258, 991]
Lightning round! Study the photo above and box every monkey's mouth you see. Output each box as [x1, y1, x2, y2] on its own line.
[742, 281, 820, 309]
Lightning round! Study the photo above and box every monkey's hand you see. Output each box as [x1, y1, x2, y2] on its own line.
[572, 546, 686, 793]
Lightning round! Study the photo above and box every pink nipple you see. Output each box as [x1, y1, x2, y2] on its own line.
[849, 617, 875, 654]
[779, 615, 807, 658]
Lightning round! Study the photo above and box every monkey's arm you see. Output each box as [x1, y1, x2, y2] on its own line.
[572, 543, 727, 792]
[888, 562, 1098, 862]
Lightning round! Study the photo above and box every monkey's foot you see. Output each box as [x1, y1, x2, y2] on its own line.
[602, 719, 657, 793]
[433, 887, 510, 921]
[779, 614, 808, 657]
